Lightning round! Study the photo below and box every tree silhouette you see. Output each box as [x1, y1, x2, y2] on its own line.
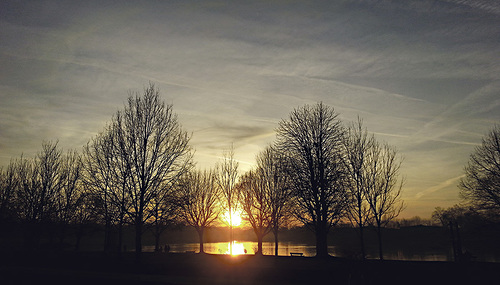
[55, 149, 84, 245]
[215, 146, 239, 255]
[177, 169, 220, 253]
[112, 83, 193, 258]
[82, 126, 123, 252]
[459, 124, 500, 212]
[0, 160, 19, 222]
[256, 145, 293, 256]
[364, 141, 405, 260]
[238, 169, 272, 255]
[15, 141, 63, 247]
[432, 205, 473, 262]
[344, 119, 374, 259]
[276, 102, 349, 257]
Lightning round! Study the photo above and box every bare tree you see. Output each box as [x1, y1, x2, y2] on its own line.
[215, 146, 239, 255]
[432, 205, 472, 262]
[82, 127, 120, 252]
[177, 169, 220, 253]
[16, 142, 63, 223]
[344, 119, 375, 259]
[15, 142, 63, 247]
[364, 141, 405, 260]
[108, 123, 134, 253]
[256, 145, 293, 256]
[275, 102, 349, 257]
[459, 124, 500, 212]
[56, 149, 84, 245]
[0, 160, 19, 221]
[113, 83, 193, 258]
[15, 156, 37, 223]
[238, 169, 272, 255]
[36, 141, 64, 223]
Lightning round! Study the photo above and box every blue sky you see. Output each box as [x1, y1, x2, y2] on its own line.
[1, 0, 499, 218]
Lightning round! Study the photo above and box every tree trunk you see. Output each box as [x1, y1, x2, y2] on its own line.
[74, 224, 84, 251]
[376, 223, 384, 260]
[118, 220, 123, 253]
[75, 233, 82, 251]
[229, 224, 233, 255]
[257, 234, 263, 255]
[59, 223, 67, 246]
[316, 224, 329, 257]
[359, 224, 366, 259]
[104, 218, 111, 253]
[198, 228, 205, 253]
[135, 215, 143, 261]
[24, 222, 40, 250]
[449, 221, 458, 262]
[455, 223, 463, 261]
[273, 228, 279, 256]
[135, 194, 145, 261]
[154, 228, 161, 253]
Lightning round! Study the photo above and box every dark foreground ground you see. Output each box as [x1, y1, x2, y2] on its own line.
[1, 251, 499, 285]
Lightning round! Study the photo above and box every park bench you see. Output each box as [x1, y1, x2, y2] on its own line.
[290, 252, 303, 257]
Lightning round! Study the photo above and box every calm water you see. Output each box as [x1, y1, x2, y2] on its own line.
[144, 241, 323, 256]
[143, 241, 453, 261]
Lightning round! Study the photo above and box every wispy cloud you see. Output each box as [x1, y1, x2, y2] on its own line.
[0, 0, 499, 217]
[415, 175, 466, 200]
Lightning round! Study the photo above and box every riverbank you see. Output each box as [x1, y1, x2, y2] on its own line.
[1, 251, 499, 285]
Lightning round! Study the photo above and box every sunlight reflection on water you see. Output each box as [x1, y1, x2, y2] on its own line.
[144, 241, 328, 257]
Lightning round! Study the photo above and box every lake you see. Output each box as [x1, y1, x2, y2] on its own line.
[143, 241, 453, 261]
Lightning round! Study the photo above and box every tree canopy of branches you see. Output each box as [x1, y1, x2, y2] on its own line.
[344, 119, 374, 259]
[275, 102, 349, 257]
[215, 146, 239, 254]
[459, 125, 500, 213]
[82, 126, 127, 252]
[238, 169, 272, 255]
[255, 145, 293, 256]
[113, 83, 193, 257]
[177, 169, 220, 253]
[82, 83, 193, 256]
[55, 149, 84, 244]
[432, 205, 483, 261]
[342, 119, 406, 260]
[6, 141, 85, 248]
[364, 141, 405, 260]
[0, 160, 19, 221]
[16, 142, 63, 226]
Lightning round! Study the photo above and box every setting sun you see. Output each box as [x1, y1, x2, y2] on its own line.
[221, 209, 243, 227]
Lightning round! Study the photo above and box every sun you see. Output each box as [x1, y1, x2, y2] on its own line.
[222, 209, 242, 227]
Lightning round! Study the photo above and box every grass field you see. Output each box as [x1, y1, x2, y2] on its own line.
[1, 251, 499, 285]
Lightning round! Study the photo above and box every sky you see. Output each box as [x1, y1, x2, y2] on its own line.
[1, 0, 499, 218]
